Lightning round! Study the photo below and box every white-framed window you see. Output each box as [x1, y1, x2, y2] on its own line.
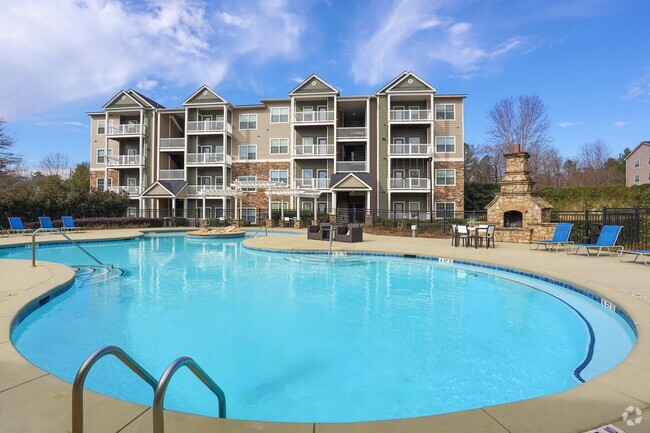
[269, 169, 289, 185]
[238, 175, 257, 192]
[435, 169, 456, 186]
[301, 201, 313, 211]
[215, 176, 223, 188]
[634, 174, 640, 183]
[270, 138, 289, 154]
[435, 202, 455, 218]
[435, 104, 455, 120]
[96, 177, 113, 190]
[97, 120, 106, 135]
[408, 169, 420, 178]
[270, 107, 289, 123]
[239, 113, 257, 130]
[239, 145, 257, 160]
[241, 207, 257, 224]
[408, 201, 420, 213]
[435, 136, 456, 153]
[96, 148, 113, 164]
[271, 201, 289, 211]
[199, 176, 212, 186]
[634, 159, 640, 168]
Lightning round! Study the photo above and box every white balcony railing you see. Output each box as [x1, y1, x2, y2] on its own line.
[294, 178, 330, 190]
[107, 124, 144, 135]
[106, 155, 145, 166]
[336, 127, 367, 140]
[159, 169, 184, 180]
[187, 185, 225, 196]
[159, 138, 185, 149]
[389, 109, 432, 122]
[293, 144, 335, 157]
[389, 178, 430, 189]
[389, 143, 433, 156]
[186, 153, 232, 165]
[107, 185, 143, 196]
[337, 161, 367, 172]
[187, 120, 231, 134]
[294, 111, 335, 123]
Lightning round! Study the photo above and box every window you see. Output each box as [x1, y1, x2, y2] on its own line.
[435, 169, 456, 186]
[271, 107, 289, 123]
[634, 159, 640, 168]
[435, 202, 455, 218]
[271, 202, 289, 210]
[408, 202, 420, 213]
[238, 145, 257, 160]
[96, 148, 112, 164]
[302, 201, 313, 211]
[408, 169, 420, 178]
[270, 138, 289, 154]
[435, 136, 456, 153]
[96, 177, 113, 190]
[97, 120, 106, 135]
[239, 113, 257, 130]
[270, 169, 288, 185]
[241, 208, 257, 224]
[435, 104, 455, 120]
[238, 175, 257, 192]
[634, 174, 640, 183]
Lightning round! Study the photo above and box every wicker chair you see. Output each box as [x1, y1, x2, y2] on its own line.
[335, 224, 363, 243]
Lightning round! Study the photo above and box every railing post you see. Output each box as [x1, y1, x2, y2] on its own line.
[584, 209, 590, 241]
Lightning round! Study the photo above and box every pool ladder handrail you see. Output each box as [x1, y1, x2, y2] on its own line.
[252, 222, 268, 238]
[31, 227, 105, 268]
[72, 345, 226, 433]
[327, 223, 333, 261]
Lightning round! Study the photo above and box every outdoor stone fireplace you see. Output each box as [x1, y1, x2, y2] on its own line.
[485, 145, 555, 243]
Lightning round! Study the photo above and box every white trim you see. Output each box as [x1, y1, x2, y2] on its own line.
[238, 144, 257, 160]
[435, 136, 456, 153]
[239, 113, 257, 130]
[435, 168, 456, 186]
[435, 103, 455, 121]
[380, 71, 437, 94]
[102, 90, 144, 110]
[270, 107, 290, 123]
[289, 74, 339, 95]
[270, 138, 289, 155]
[183, 85, 227, 106]
[269, 169, 289, 185]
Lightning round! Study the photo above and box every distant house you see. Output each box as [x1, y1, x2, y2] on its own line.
[625, 141, 650, 186]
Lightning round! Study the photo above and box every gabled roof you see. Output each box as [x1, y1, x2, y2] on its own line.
[141, 180, 188, 197]
[376, 71, 436, 94]
[330, 172, 373, 190]
[128, 89, 165, 109]
[102, 90, 144, 110]
[625, 141, 650, 160]
[183, 85, 228, 106]
[289, 74, 339, 96]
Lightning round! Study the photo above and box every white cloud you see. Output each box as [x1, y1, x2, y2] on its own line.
[62, 121, 87, 127]
[613, 121, 630, 127]
[136, 79, 159, 91]
[622, 70, 650, 100]
[558, 121, 584, 128]
[290, 75, 306, 84]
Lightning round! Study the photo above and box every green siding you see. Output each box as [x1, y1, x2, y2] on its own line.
[106, 93, 140, 109]
[390, 75, 431, 92]
[292, 78, 336, 94]
[378, 96, 389, 210]
[187, 88, 224, 104]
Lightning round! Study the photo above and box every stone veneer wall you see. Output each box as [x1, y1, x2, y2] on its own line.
[89, 170, 118, 189]
[433, 160, 465, 212]
[495, 224, 556, 243]
[232, 162, 291, 208]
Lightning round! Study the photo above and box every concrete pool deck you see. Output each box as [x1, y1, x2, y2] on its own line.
[0, 228, 649, 432]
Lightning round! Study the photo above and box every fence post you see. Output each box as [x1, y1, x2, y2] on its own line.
[602, 207, 608, 225]
[584, 209, 590, 241]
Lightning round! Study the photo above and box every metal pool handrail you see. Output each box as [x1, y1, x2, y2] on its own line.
[253, 223, 268, 238]
[72, 345, 158, 433]
[31, 227, 104, 267]
[153, 356, 227, 433]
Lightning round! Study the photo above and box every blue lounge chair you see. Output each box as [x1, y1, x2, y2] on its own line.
[566, 225, 623, 257]
[62, 216, 84, 232]
[619, 250, 650, 266]
[38, 216, 60, 233]
[529, 223, 574, 251]
[7, 217, 34, 235]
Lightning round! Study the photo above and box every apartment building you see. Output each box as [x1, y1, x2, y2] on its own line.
[625, 141, 650, 186]
[88, 72, 466, 222]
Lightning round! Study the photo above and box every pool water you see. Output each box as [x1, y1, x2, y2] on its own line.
[7, 234, 636, 423]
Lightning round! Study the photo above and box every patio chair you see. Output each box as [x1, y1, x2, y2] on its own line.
[454, 224, 471, 247]
[476, 225, 496, 248]
[450, 224, 457, 246]
[62, 216, 84, 232]
[619, 249, 650, 266]
[565, 225, 623, 257]
[283, 216, 293, 228]
[529, 223, 574, 251]
[38, 216, 60, 233]
[308, 223, 331, 240]
[335, 224, 363, 243]
[7, 217, 34, 235]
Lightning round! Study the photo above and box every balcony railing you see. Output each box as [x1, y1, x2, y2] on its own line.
[159, 169, 184, 180]
[389, 178, 430, 189]
[186, 153, 232, 165]
[107, 185, 143, 196]
[389, 143, 433, 156]
[107, 124, 144, 135]
[187, 120, 231, 134]
[160, 138, 185, 149]
[294, 178, 330, 190]
[337, 161, 367, 172]
[293, 144, 335, 157]
[389, 109, 432, 122]
[294, 111, 335, 123]
[106, 155, 145, 166]
[336, 127, 367, 140]
[187, 185, 225, 196]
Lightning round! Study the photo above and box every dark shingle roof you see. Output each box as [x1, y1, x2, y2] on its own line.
[159, 180, 187, 195]
[329, 172, 373, 189]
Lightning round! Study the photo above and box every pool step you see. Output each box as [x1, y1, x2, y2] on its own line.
[71, 265, 124, 286]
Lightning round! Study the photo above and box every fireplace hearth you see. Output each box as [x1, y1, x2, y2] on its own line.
[504, 210, 523, 228]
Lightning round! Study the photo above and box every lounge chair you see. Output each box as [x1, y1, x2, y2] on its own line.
[38, 216, 60, 233]
[62, 216, 84, 232]
[619, 250, 650, 266]
[308, 223, 330, 240]
[335, 224, 363, 243]
[565, 225, 623, 257]
[7, 217, 34, 235]
[529, 223, 574, 251]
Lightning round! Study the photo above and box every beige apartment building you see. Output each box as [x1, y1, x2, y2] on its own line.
[87, 72, 466, 223]
[625, 141, 650, 186]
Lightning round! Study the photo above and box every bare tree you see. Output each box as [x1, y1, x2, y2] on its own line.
[577, 140, 611, 170]
[38, 152, 72, 178]
[0, 118, 22, 172]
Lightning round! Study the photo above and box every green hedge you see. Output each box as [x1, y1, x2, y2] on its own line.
[537, 184, 650, 210]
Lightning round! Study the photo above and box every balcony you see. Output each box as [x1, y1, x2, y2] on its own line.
[336, 127, 367, 140]
[294, 111, 335, 123]
[337, 161, 367, 172]
[186, 153, 232, 166]
[159, 169, 184, 180]
[107, 185, 143, 196]
[294, 144, 335, 157]
[187, 120, 232, 134]
[389, 109, 432, 122]
[160, 138, 185, 150]
[106, 155, 145, 167]
[294, 178, 330, 190]
[187, 185, 225, 196]
[107, 124, 144, 136]
[389, 178, 430, 190]
[389, 143, 433, 157]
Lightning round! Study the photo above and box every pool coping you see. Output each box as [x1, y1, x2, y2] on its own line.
[1, 229, 649, 433]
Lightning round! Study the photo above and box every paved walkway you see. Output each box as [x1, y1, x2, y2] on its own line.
[0, 229, 649, 432]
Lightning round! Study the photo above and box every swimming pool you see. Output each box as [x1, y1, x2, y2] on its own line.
[7, 234, 637, 423]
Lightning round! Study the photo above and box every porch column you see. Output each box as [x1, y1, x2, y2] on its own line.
[331, 192, 337, 215]
[171, 196, 176, 218]
[234, 195, 238, 220]
[268, 195, 272, 221]
[222, 197, 225, 218]
[297, 196, 301, 220]
[202, 196, 206, 219]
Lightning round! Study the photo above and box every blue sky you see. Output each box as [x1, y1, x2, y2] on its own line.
[1, 0, 649, 167]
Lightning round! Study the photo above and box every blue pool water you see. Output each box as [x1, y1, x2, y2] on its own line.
[6, 234, 636, 423]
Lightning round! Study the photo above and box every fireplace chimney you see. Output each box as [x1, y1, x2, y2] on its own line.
[513, 143, 521, 153]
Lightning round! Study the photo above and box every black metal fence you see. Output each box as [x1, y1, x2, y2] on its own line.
[364, 209, 488, 237]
